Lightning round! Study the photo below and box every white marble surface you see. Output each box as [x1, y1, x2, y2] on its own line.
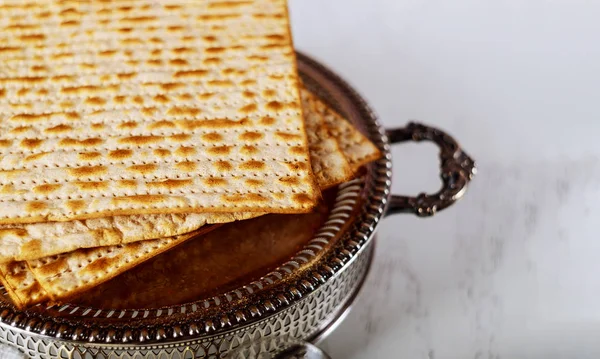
[289, 1, 600, 358]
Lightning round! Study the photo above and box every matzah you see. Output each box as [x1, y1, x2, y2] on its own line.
[0, 91, 383, 308]
[0, 88, 351, 263]
[0, 0, 319, 224]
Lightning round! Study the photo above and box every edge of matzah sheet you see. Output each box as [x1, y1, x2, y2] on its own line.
[0, 0, 320, 224]
[28, 225, 218, 303]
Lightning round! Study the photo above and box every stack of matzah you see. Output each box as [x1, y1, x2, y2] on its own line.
[0, 0, 382, 309]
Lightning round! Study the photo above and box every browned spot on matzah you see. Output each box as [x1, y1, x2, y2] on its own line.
[169, 133, 191, 142]
[59, 138, 103, 147]
[289, 146, 305, 155]
[147, 179, 193, 189]
[119, 135, 162, 145]
[45, 124, 73, 134]
[0, 185, 17, 194]
[214, 160, 233, 171]
[78, 151, 102, 161]
[118, 27, 133, 33]
[265, 34, 287, 41]
[5, 23, 39, 30]
[242, 91, 256, 99]
[245, 179, 263, 187]
[11, 126, 31, 134]
[127, 164, 158, 174]
[260, 116, 276, 125]
[115, 96, 127, 104]
[58, 101, 74, 110]
[199, 93, 215, 100]
[239, 103, 258, 113]
[208, 1, 252, 8]
[263, 89, 277, 97]
[204, 57, 221, 65]
[177, 118, 248, 130]
[131, 96, 144, 105]
[80, 257, 111, 277]
[19, 34, 46, 42]
[208, 79, 234, 87]
[52, 75, 75, 83]
[120, 16, 157, 23]
[0, 140, 12, 147]
[154, 149, 171, 158]
[174, 70, 209, 78]
[168, 25, 184, 32]
[118, 180, 137, 188]
[118, 121, 138, 130]
[33, 184, 61, 194]
[202, 133, 223, 142]
[52, 53, 73, 60]
[24, 152, 49, 162]
[284, 162, 308, 171]
[172, 47, 192, 54]
[0, 47, 21, 54]
[207, 145, 232, 155]
[149, 37, 163, 44]
[74, 181, 108, 191]
[21, 239, 42, 255]
[69, 165, 107, 178]
[241, 79, 256, 86]
[17, 88, 30, 96]
[204, 178, 227, 187]
[91, 123, 105, 131]
[0, 89, 5, 98]
[247, 55, 269, 62]
[167, 106, 201, 117]
[175, 161, 196, 172]
[293, 193, 314, 206]
[26, 201, 47, 213]
[20, 139, 43, 150]
[279, 176, 300, 185]
[118, 73, 136, 80]
[31, 65, 47, 72]
[108, 149, 133, 160]
[174, 146, 196, 157]
[239, 131, 263, 141]
[203, 14, 241, 21]
[159, 83, 184, 91]
[275, 132, 302, 141]
[80, 63, 96, 70]
[37, 257, 68, 277]
[222, 193, 268, 203]
[170, 58, 189, 66]
[178, 93, 193, 101]
[149, 119, 174, 129]
[240, 160, 265, 171]
[60, 20, 80, 26]
[99, 50, 117, 58]
[241, 145, 258, 155]
[142, 107, 157, 116]
[147, 59, 162, 66]
[67, 200, 86, 213]
[85, 97, 107, 106]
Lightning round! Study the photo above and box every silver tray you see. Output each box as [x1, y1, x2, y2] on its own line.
[0, 52, 476, 359]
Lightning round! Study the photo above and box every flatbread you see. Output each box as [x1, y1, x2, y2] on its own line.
[0, 88, 351, 263]
[0, 91, 383, 309]
[0, 0, 319, 224]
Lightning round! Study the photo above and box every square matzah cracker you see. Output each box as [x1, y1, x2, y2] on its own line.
[0, 0, 319, 224]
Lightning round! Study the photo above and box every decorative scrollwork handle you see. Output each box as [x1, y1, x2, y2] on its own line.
[385, 122, 476, 217]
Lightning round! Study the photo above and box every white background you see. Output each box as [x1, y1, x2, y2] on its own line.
[290, 1, 600, 358]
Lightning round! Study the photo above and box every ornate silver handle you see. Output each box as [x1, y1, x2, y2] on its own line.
[385, 122, 476, 217]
